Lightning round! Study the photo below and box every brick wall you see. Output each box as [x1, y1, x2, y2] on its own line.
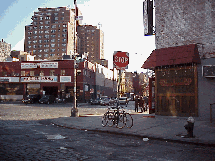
[155, 0, 215, 56]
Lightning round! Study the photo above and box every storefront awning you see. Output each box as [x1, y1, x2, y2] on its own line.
[142, 44, 201, 69]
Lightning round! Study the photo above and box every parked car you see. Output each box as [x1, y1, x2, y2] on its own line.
[118, 97, 128, 105]
[39, 95, 56, 104]
[109, 98, 117, 106]
[90, 98, 101, 105]
[22, 94, 41, 104]
[100, 98, 110, 106]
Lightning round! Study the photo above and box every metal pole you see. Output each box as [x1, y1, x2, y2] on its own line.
[71, 0, 78, 117]
[117, 69, 121, 106]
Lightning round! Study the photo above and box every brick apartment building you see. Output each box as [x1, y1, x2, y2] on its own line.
[77, 25, 107, 67]
[0, 39, 11, 62]
[24, 7, 81, 60]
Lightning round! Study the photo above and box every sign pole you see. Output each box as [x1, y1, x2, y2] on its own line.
[117, 69, 121, 106]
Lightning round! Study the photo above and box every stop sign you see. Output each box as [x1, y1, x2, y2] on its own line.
[113, 51, 129, 69]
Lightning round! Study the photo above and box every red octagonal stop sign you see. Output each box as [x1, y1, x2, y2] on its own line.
[113, 51, 129, 69]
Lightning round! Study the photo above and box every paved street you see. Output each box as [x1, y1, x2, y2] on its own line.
[0, 102, 215, 161]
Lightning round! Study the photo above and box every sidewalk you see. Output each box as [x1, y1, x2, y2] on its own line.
[50, 108, 215, 146]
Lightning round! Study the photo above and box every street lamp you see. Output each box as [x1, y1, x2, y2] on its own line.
[71, 0, 79, 117]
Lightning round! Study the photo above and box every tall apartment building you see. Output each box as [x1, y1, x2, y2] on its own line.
[24, 7, 81, 60]
[77, 25, 107, 66]
[0, 39, 11, 62]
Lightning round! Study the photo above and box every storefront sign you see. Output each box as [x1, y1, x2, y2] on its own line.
[0, 77, 19, 82]
[40, 62, 58, 68]
[60, 76, 71, 82]
[21, 63, 37, 69]
[21, 76, 57, 82]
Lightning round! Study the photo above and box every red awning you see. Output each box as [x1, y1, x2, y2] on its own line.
[142, 44, 201, 69]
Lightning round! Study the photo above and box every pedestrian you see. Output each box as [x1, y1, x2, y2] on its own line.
[139, 96, 145, 112]
[135, 95, 139, 112]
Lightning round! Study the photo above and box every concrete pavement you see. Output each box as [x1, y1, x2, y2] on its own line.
[50, 105, 215, 146]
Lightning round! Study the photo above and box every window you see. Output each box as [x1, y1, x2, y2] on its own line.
[51, 49, 55, 52]
[33, 45, 37, 48]
[63, 24, 67, 27]
[63, 29, 67, 32]
[52, 25, 56, 28]
[54, 13, 58, 16]
[45, 21, 50, 24]
[38, 35, 42, 39]
[51, 39, 55, 42]
[44, 44, 49, 47]
[33, 36, 37, 39]
[33, 40, 37, 43]
[45, 30, 49, 33]
[45, 26, 49, 29]
[50, 70, 55, 76]
[55, 17, 58, 20]
[61, 70, 65, 76]
[38, 45, 42, 48]
[51, 35, 56, 38]
[40, 70, 44, 76]
[51, 44, 55, 47]
[44, 54, 48, 57]
[28, 37, 31, 39]
[45, 16, 50, 20]
[51, 30, 56, 33]
[39, 40, 42, 43]
[39, 26, 43, 29]
[62, 34, 66, 37]
[30, 71, 34, 76]
[63, 39, 66, 42]
[28, 41, 31, 44]
[62, 43, 66, 46]
[33, 27, 37, 29]
[40, 17, 43, 20]
[62, 48, 66, 51]
[21, 71, 25, 76]
[39, 49, 43, 52]
[44, 35, 49, 38]
[28, 46, 31, 49]
[39, 21, 43, 24]
[44, 49, 49, 52]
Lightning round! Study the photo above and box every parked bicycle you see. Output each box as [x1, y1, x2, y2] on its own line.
[102, 105, 133, 129]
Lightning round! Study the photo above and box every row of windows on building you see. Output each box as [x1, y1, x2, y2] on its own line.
[27, 34, 67, 40]
[27, 43, 67, 48]
[27, 48, 67, 53]
[28, 29, 67, 35]
[28, 39, 67, 44]
[2, 69, 94, 78]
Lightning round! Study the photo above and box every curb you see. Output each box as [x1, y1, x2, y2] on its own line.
[50, 120, 215, 147]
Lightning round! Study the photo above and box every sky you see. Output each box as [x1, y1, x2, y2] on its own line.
[0, 0, 155, 73]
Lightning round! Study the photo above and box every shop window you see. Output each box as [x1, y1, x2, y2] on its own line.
[21, 71, 25, 76]
[40, 70, 44, 76]
[30, 71, 35, 76]
[50, 70, 55, 76]
[61, 70, 65, 76]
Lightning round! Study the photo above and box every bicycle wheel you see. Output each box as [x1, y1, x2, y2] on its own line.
[107, 112, 114, 127]
[117, 113, 126, 129]
[125, 113, 133, 128]
[102, 114, 108, 127]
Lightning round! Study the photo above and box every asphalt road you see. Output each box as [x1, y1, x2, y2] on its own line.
[0, 102, 215, 161]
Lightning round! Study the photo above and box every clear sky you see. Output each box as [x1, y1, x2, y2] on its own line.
[0, 0, 155, 73]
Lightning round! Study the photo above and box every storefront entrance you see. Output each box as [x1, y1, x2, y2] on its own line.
[43, 86, 58, 97]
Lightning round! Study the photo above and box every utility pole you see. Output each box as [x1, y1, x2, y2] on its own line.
[71, 0, 79, 117]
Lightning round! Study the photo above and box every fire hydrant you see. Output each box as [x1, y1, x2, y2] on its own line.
[184, 116, 195, 138]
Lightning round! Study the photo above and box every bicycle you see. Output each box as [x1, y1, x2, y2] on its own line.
[102, 105, 133, 128]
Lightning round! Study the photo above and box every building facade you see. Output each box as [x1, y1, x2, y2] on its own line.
[24, 7, 80, 60]
[0, 60, 96, 102]
[142, 0, 215, 120]
[0, 39, 11, 62]
[77, 25, 106, 66]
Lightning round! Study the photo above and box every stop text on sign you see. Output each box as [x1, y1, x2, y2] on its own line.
[114, 56, 129, 63]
